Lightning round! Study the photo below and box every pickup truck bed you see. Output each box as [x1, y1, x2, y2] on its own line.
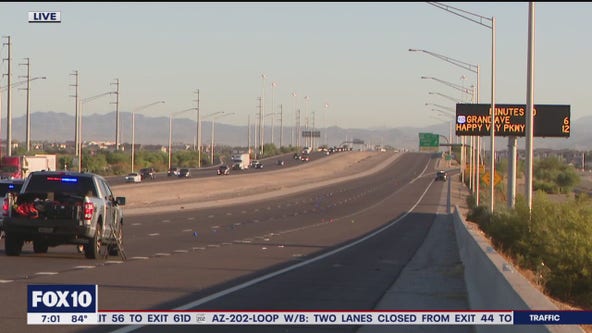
[3, 171, 126, 259]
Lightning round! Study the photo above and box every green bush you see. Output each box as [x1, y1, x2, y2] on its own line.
[471, 192, 592, 308]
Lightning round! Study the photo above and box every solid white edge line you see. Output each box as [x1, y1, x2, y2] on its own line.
[110, 158, 437, 333]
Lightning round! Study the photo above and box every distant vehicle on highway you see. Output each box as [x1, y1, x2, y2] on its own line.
[217, 165, 230, 175]
[435, 170, 447, 181]
[277, 160, 285, 166]
[179, 168, 191, 178]
[125, 173, 142, 183]
[300, 155, 310, 162]
[139, 167, 156, 180]
[168, 167, 180, 177]
[254, 161, 264, 169]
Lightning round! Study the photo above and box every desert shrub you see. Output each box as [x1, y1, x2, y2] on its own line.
[472, 192, 592, 308]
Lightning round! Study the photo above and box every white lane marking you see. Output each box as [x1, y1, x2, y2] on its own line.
[129, 257, 149, 260]
[111, 157, 435, 333]
[148, 233, 160, 237]
[35, 272, 58, 275]
[162, 219, 171, 223]
[174, 250, 189, 253]
[182, 229, 193, 232]
[73, 266, 96, 269]
[154, 253, 170, 256]
[0, 280, 14, 283]
[131, 223, 141, 226]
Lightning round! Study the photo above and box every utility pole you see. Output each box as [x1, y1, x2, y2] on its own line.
[194, 89, 201, 167]
[279, 104, 283, 148]
[19, 58, 31, 151]
[111, 78, 120, 150]
[70, 70, 79, 156]
[3, 36, 12, 156]
[256, 96, 262, 158]
[247, 114, 251, 157]
[296, 109, 301, 148]
[271, 81, 276, 146]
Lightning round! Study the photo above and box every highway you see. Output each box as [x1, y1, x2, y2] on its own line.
[108, 151, 329, 186]
[0, 152, 455, 333]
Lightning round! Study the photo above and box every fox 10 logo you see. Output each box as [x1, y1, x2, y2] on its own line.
[28, 11, 61, 23]
[28, 285, 97, 313]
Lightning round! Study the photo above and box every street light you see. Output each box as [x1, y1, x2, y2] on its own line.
[428, 91, 462, 103]
[201, 111, 224, 164]
[211, 112, 235, 165]
[323, 103, 329, 147]
[411, 48, 481, 197]
[77, 91, 114, 171]
[422, 75, 477, 197]
[271, 82, 277, 146]
[0, 76, 46, 156]
[131, 101, 165, 173]
[168, 107, 195, 171]
[427, 2, 496, 212]
[425, 102, 454, 112]
[421, 76, 473, 96]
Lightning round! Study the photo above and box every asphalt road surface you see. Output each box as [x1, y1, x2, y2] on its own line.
[0, 152, 455, 333]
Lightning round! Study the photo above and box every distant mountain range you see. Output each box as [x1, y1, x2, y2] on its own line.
[4, 111, 590, 151]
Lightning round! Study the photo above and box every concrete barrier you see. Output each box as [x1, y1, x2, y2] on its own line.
[452, 205, 584, 333]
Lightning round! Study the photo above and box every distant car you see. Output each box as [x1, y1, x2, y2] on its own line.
[300, 155, 310, 162]
[250, 160, 260, 168]
[217, 165, 230, 175]
[179, 168, 191, 178]
[435, 170, 447, 181]
[139, 167, 156, 180]
[254, 161, 264, 169]
[277, 159, 285, 166]
[125, 172, 142, 183]
[168, 167, 180, 177]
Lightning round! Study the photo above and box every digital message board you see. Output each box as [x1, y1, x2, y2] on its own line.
[455, 104, 570, 137]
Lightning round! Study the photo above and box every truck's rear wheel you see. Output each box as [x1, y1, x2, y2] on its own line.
[84, 224, 102, 259]
[5, 234, 24, 256]
[33, 241, 49, 253]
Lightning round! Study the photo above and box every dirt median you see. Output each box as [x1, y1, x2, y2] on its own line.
[114, 151, 402, 215]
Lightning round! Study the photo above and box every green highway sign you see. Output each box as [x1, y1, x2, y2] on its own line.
[419, 132, 439, 147]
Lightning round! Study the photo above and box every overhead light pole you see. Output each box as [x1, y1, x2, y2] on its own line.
[271, 81, 277, 146]
[427, 2, 496, 212]
[211, 112, 235, 165]
[0, 75, 46, 155]
[421, 75, 478, 203]
[130, 101, 165, 173]
[78, 91, 114, 171]
[194, 89, 202, 168]
[412, 49, 480, 198]
[168, 107, 195, 171]
[202, 111, 224, 164]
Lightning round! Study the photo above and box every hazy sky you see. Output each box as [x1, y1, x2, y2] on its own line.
[1, 2, 590, 130]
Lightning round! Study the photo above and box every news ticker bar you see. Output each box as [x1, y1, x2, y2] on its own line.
[27, 311, 592, 325]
